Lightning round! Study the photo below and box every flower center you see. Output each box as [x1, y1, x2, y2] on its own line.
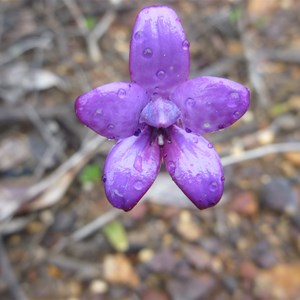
[139, 97, 181, 128]
[150, 127, 171, 146]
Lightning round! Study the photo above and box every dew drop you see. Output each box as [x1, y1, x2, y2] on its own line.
[113, 189, 123, 198]
[107, 124, 115, 130]
[182, 39, 190, 50]
[233, 111, 240, 118]
[209, 181, 218, 191]
[185, 128, 192, 133]
[133, 128, 141, 136]
[143, 48, 153, 58]
[227, 92, 240, 108]
[80, 98, 88, 105]
[185, 97, 195, 107]
[94, 108, 102, 117]
[169, 65, 175, 71]
[118, 88, 126, 98]
[168, 161, 176, 175]
[196, 173, 202, 181]
[134, 180, 143, 191]
[230, 92, 240, 99]
[153, 86, 160, 96]
[207, 143, 213, 149]
[134, 31, 143, 41]
[134, 155, 143, 172]
[192, 137, 198, 144]
[203, 122, 210, 129]
[156, 70, 166, 80]
[102, 175, 107, 183]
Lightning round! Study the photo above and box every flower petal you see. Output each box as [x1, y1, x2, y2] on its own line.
[103, 127, 161, 211]
[75, 82, 148, 139]
[171, 76, 250, 134]
[163, 126, 224, 209]
[130, 6, 190, 98]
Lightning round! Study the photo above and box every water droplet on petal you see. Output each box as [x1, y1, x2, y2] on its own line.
[134, 31, 143, 41]
[113, 189, 123, 197]
[169, 65, 174, 71]
[208, 143, 213, 148]
[227, 92, 240, 108]
[94, 108, 102, 117]
[134, 180, 143, 191]
[209, 181, 218, 191]
[185, 128, 192, 133]
[118, 88, 126, 98]
[107, 124, 115, 130]
[153, 86, 159, 96]
[143, 48, 153, 58]
[80, 98, 88, 105]
[168, 161, 176, 175]
[192, 137, 198, 144]
[185, 97, 195, 107]
[203, 122, 211, 129]
[134, 155, 143, 172]
[196, 173, 202, 181]
[102, 175, 107, 183]
[230, 92, 240, 99]
[133, 129, 141, 136]
[156, 70, 166, 80]
[182, 39, 190, 50]
[233, 111, 240, 118]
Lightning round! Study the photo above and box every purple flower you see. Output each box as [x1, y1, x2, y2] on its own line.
[75, 6, 250, 211]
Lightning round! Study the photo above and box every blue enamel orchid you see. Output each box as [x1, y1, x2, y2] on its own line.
[75, 6, 250, 211]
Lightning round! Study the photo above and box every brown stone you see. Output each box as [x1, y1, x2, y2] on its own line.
[229, 191, 258, 217]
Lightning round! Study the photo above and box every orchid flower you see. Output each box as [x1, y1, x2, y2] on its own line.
[75, 6, 250, 211]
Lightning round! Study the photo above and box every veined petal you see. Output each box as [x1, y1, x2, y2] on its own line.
[130, 6, 190, 97]
[103, 127, 161, 211]
[171, 76, 250, 134]
[75, 82, 148, 139]
[163, 126, 224, 209]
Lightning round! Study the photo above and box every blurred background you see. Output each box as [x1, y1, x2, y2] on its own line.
[0, 0, 300, 299]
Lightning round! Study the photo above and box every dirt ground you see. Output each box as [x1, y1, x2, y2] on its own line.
[0, 0, 300, 299]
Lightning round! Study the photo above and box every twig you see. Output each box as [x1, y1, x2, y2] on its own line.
[25, 104, 67, 162]
[191, 55, 242, 77]
[260, 49, 300, 64]
[54, 209, 121, 252]
[62, 0, 115, 62]
[0, 33, 53, 66]
[87, 11, 116, 62]
[0, 236, 28, 300]
[47, 254, 102, 279]
[238, 5, 270, 108]
[221, 142, 300, 166]
[0, 135, 106, 222]
[62, 0, 89, 36]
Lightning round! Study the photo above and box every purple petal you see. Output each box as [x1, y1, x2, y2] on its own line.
[163, 126, 224, 209]
[103, 127, 161, 211]
[75, 82, 148, 139]
[130, 6, 190, 98]
[171, 76, 250, 134]
[140, 97, 180, 128]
